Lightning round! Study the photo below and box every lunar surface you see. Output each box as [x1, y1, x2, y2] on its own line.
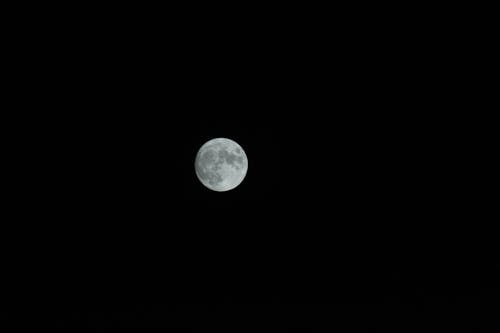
[195, 138, 248, 192]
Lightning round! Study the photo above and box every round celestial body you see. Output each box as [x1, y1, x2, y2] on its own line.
[195, 138, 248, 192]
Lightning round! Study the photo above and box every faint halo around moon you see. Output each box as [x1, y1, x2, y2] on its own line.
[194, 138, 248, 192]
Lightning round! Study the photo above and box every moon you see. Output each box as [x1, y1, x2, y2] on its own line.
[195, 138, 248, 192]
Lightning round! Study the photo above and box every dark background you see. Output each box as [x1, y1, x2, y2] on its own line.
[2, 6, 498, 329]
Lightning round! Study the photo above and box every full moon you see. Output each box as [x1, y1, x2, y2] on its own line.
[195, 138, 248, 192]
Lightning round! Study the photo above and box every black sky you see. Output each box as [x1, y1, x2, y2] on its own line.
[3, 7, 498, 329]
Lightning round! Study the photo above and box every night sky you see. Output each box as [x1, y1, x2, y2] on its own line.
[2, 8, 498, 330]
